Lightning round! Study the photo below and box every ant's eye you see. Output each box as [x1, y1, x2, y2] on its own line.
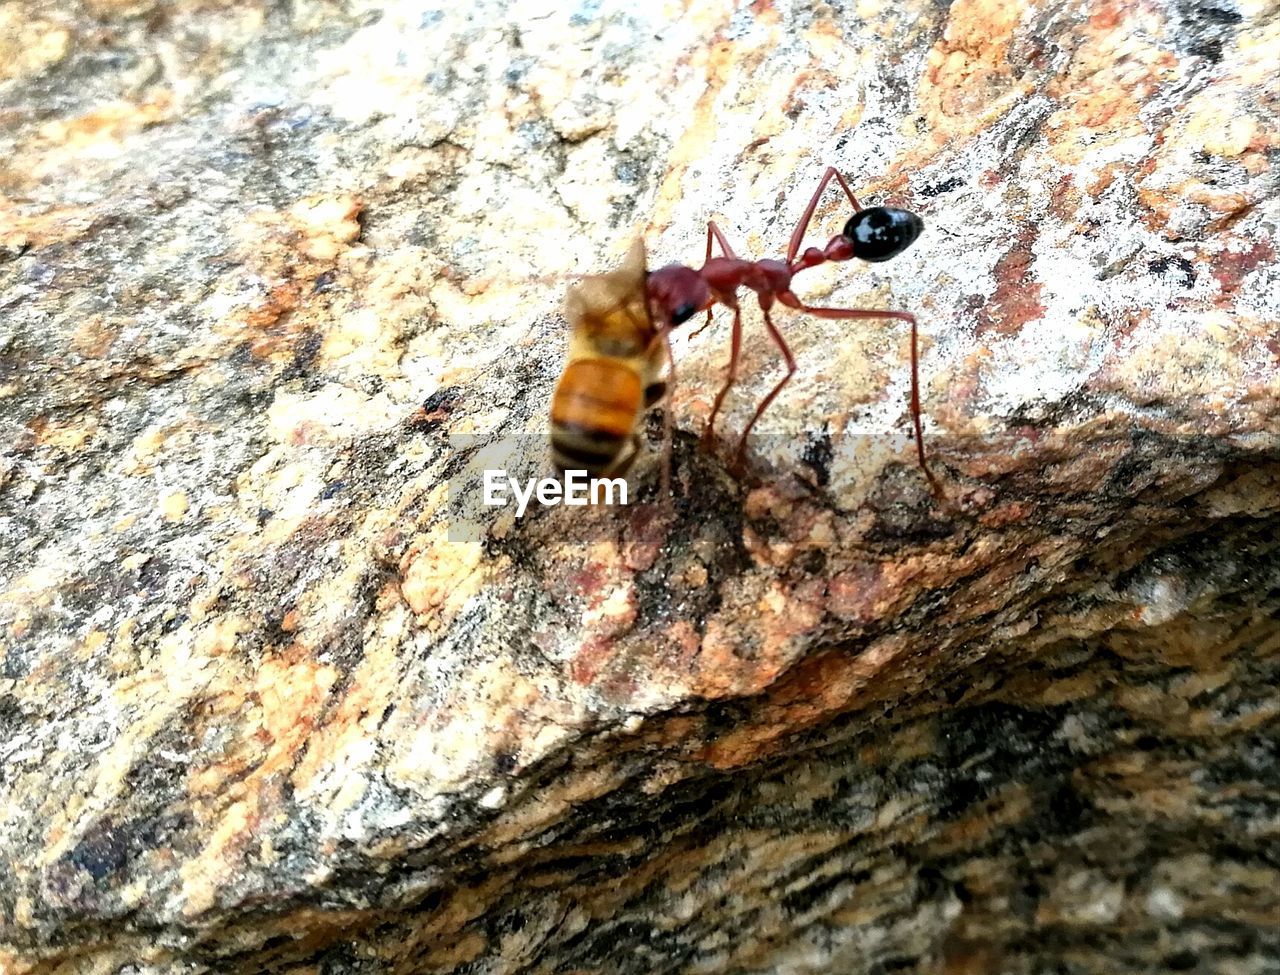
[669, 303, 698, 325]
[844, 207, 924, 262]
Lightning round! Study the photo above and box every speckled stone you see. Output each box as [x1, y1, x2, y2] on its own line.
[1, 0, 1278, 973]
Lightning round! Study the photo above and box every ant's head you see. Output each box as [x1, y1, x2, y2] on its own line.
[646, 264, 710, 328]
[843, 207, 924, 263]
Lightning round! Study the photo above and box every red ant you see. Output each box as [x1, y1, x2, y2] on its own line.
[551, 167, 938, 497]
[649, 166, 937, 496]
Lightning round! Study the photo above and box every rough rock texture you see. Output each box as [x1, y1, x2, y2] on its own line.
[2, 0, 1279, 972]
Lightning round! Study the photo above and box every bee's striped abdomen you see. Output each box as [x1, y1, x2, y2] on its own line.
[550, 359, 643, 475]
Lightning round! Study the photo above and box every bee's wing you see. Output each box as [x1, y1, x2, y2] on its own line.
[563, 238, 652, 341]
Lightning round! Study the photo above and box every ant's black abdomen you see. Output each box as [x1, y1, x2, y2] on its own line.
[843, 207, 924, 262]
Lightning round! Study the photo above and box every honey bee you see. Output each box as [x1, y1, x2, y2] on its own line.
[549, 239, 672, 477]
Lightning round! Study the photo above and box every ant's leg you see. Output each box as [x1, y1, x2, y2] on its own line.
[785, 167, 866, 264]
[778, 294, 941, 498]
[734, 304, 796, 466]
[691, 221, 739, 338]
[659, 324, 676, 496]
[709, 220, 739, 258]
[703, 301, 743, 448]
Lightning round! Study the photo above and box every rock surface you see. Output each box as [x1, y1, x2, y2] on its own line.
[1, 0, 1278, 972]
